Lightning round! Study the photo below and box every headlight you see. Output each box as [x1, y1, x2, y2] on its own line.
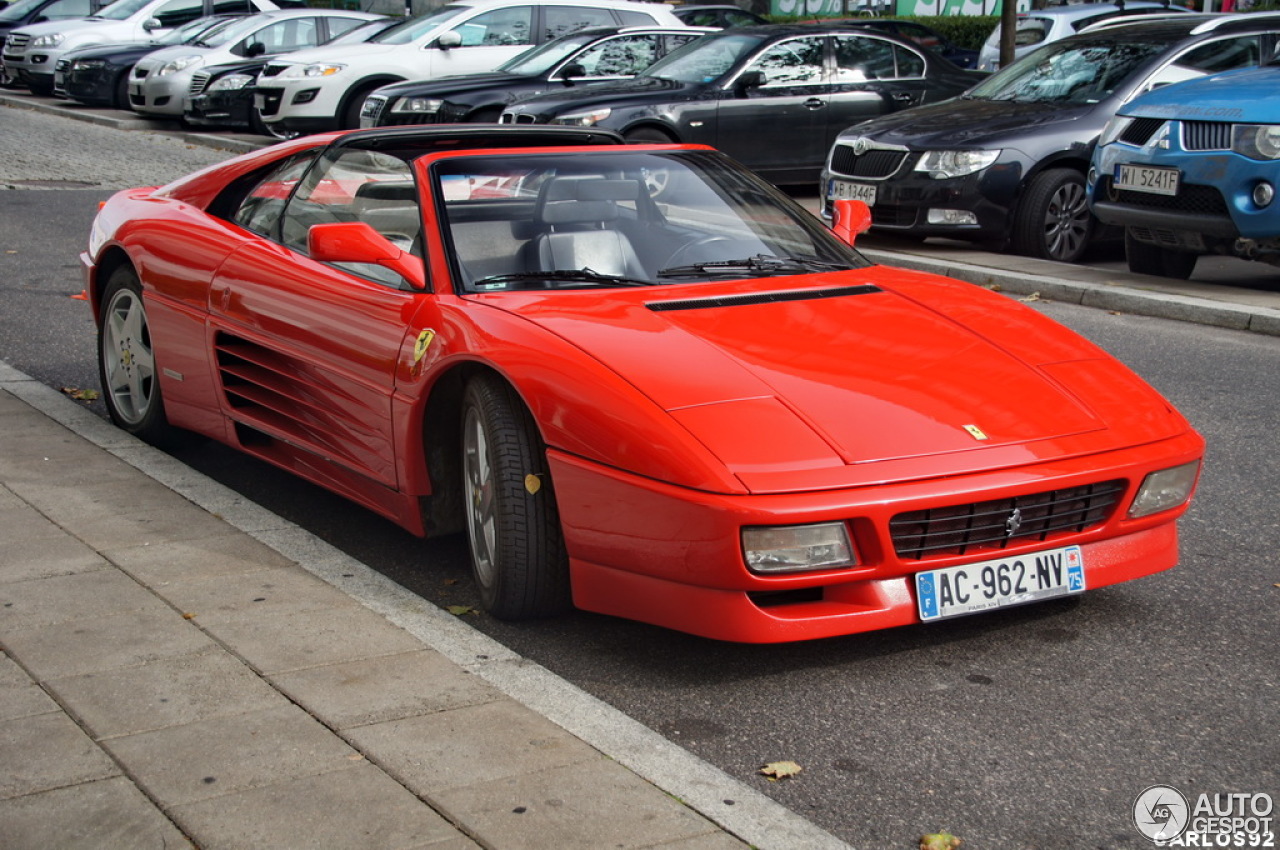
[208, 73, 254, 92]
[32, 33, 66, 48]
[392, 96, 442, 114]
[1128, 461, 1200, 518]
[1233, 124, 1280, 161]
[913, 149, 1001, 179]
[742, 523, 856, 574]
[550, 106, 611, 127]
[1098, 115, 1134, 148]
[157, 54, 202, 76]
[71, 59, 106, 70]
[291, 63, 346, 78]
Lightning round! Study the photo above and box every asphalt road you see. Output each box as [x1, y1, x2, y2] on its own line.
[2, 105, 1277, 849]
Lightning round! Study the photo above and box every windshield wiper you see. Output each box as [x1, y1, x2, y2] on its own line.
[474, 268, 657, 289]
[658, 255, 849, 278]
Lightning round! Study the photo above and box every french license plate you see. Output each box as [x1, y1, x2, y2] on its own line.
[1115, 164, 1179, 196]
[915, 545, 1085, 623]
[828, 179, 877, 205]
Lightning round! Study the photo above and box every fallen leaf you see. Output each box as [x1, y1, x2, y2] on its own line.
[524, 473, 542, 494]
[1019, 292, 1041, 302]
[443, 578, 459, 586]
[182, 612, 197, 619]
[759, 760, 802, 781]
[920, 831, 963, 850]
[60, 387, 99, 401]
[447, 605, 476, 616]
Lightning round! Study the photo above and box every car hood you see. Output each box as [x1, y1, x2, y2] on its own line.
[267, 41, 395, 66]
[843, 96, 1102, 148]
[505, 75, 691, 113]
[487, 270, 1186, 493]
[1122, 66, 1280, 119]
[376, 71, 531, 99]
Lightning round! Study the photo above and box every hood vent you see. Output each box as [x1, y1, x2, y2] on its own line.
[648, 284, 881, 313]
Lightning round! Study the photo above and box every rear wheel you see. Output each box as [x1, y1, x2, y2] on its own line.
[461, 375, 570, 620]
[1012, 168, 1093, 264]
[1125, 229, 1197, 279]
[113, 72, 131, 111]
[97, 265, 174, 445]
[341, 83, 382, 130]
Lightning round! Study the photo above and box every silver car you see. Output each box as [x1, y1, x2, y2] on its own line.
[129, 7, 381, 117]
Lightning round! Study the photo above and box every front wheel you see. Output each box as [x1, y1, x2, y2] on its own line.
[461, 375, 570, 620]
[1124, 229, 1197, 279]
[1011, 169, 1094, 264]
[97, 265, 174, 445]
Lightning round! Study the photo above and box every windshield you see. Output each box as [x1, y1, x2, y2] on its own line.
[156, 14, 234, 44]
[498, 31, 599, 75]
[432, 150, 866, 292]
[96, 0, 153, 21]
[0, 0, 50, 23]
[193, 13, 266, 47]
[373, 3, 465, 45]
[639, 31, 763, 83]
[967, 37, 1166, 104]
[327, 16, 397, 45]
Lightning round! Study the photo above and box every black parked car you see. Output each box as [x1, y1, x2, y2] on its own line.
[500, 23, 982, 184]
[185, 15, 396, 134]
[57, 13, 236, 107]
[845, 18, 979, 69]
[361, 24, 709, 129]
[820, 13, 1280, 263]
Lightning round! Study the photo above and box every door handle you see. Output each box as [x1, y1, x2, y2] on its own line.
[804, 98, 825, 110]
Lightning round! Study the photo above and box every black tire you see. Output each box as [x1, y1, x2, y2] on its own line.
[1011, 168, 1094, 264]
[97, 265, 175, 445]
[460, 375, 570, 619]
[1124, 229, 1197, 280]
[28, 77, 54, 97]
[113, 72, 131, 111]
[341, 83, 381, 130]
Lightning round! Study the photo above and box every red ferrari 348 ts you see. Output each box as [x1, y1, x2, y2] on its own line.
[85, 125, 1204, 643]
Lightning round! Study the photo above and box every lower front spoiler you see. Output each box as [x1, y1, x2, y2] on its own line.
[572, 520, 1179, 644]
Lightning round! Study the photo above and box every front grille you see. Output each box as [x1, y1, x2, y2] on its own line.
[133, 67, 149, 80]
[1119, 116, 1164, 147]
[1182, 120, 1232, 151]
[189, 71, 210, 96]
[869, 204, 918, 227]
[260, 63, 287, 77]
[890, 480, 1127, 560]
[829, 144, 909, 179]
[1099, 176, 1229, 216]
[7, 33, 30, 51]
[503, 112, 539, 124]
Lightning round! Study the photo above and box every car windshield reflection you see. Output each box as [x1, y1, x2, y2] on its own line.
[432, 150, 865, 291]
[968, 39, 1166, 104]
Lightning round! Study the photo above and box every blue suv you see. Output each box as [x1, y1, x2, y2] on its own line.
[1089, 62, 1280, 278]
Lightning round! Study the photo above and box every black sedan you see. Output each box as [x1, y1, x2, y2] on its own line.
[820, 14, 1280, 263]
[55, 14, 236, 107]
[360, 24, 709, 129]
[499, 23, 981, 184]
[844, 18, 979, 69]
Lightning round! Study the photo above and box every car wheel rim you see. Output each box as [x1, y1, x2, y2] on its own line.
[462, 406, 497, 588]
[101, 287, 155, 426]
[1044, 181, 1089, 261]
[641, 166, 669, 197]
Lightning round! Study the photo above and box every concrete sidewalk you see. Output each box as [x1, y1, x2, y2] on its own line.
[0, 362, 848, 850]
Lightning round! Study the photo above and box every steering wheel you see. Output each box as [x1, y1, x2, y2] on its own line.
[663, 235, 740, 269]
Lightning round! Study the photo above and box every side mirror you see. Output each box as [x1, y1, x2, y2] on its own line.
[435, 30, 462, 50]
[559, 62, 585, 81]
[308, 222, 426, 290]
[735, 69, 765, 94]
[141, 16, 161, 31]
[831, 199, 872, 247]
[244, 41, 266, 58]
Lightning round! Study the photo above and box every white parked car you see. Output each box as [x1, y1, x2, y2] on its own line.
[129, 7, 381, 117]
[253, 0, 690, 136]
[976, 0, 1192, 71]
[1, 0, 297, 95]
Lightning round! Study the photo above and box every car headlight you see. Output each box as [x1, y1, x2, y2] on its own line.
[1233, 124, 1280, 161]
[157, 54, 202, 76]
[292, 63, 346, 78]
[550, 106, 611, 127]
[913, 149, 1001, 179]
[1127, 461, 1200, 518]
[742, 522, 857, 574]
[1098, 115, 1134, 148]
[208, 73, 254, 92]
[71, 59, 106, 70]
[392, 96, 442, 114]
[32, 33, 66, 48]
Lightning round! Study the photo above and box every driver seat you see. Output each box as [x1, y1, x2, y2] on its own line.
[531, 177, 647, 279]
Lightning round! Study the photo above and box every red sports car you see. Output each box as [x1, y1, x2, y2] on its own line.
[85, 125, 1204, 643]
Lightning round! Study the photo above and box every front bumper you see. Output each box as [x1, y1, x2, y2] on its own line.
[253, 79, 344, 134]
[186, 88, 253, 127]
[821, 143, 1024, 242]
[131, 72, 187, 116]
[550, 429, 1203, 643]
